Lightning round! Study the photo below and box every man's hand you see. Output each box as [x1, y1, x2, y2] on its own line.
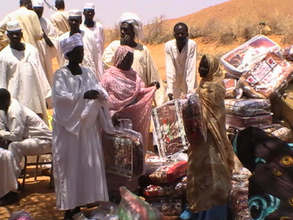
[0, 137, 10, 150]
[83, 90, 100, 100]
[111, 113, 120, 127]
[168, 93, 174, 101]
[150, 81, 160, 90]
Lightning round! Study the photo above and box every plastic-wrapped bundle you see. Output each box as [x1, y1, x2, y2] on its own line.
[224, 78, 237, 98]
[226, 114, 272, 130]
[152, 99, 189, 158]
[149, 161, 187, 184]
[262, 124, 293, 142]
[118, 187, 162, 220]
[88, 202, 119, 220]
[239, 52, 293, 98]
[103, 129, 144, 177]
[225, 99, 271, 117]
[229, 168, 252, 220]
[143, 176, 187, 198]
[221, 35, 280, 78]
[151, 199, 183, 216]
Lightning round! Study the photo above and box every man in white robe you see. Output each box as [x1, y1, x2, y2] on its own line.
[165, 23, 197, 100]
[0, 0, 43, 49]
[56, 10, 102, 80]
[52, 33, 114, 218]
[103, 12, 166, 106]
[33, 0, 58, 85]
[0, 21, 51, 123]
[50, 0, 69, 36]
[0, 89, 52, 204]
[81, 3, 105, 79]
[0, 148, 18, 205]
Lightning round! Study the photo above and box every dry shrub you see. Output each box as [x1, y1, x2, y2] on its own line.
[143, 15, 173, 44]
[104, 25, 120, 44]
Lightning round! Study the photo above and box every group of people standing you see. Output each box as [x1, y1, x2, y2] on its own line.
[0, 0, 243, 220]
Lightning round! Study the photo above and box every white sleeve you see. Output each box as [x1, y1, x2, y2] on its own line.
[165, 43, 176, 95]
[0, 54, 8, 89]
[186, 42, 197, 93]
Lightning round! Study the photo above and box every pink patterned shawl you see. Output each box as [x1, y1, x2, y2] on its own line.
[101, 66, 156, 149]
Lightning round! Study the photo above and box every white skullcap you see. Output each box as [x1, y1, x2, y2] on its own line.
[68, 9, 82, 17]
[60, 33, 83, 59]
[84, 3, 95, 10]
[118, 12, 144, 40]
[6, 20, 21, 32]
[32, 0, 44, 7]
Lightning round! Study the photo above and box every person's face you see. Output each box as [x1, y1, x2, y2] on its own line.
[174, 25, 188, 44]
[33, 7, 44, 18]
[118, 52, 134, 70]
[120, 22, 135, 45]
[199, 55, 210, 78]
[7, 30, 23, 45]
[83, 9, 95, 20]
[68, 16, 82, 31]
[67, 46, 84, 64]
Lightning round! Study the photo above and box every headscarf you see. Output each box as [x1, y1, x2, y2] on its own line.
[112, 45, 134, 67]
[198, 54, 235, 173]
[118, 12, 143, 40]
[59, 33, 83, 59]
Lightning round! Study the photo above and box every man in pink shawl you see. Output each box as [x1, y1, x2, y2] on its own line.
[101, 45, 159, 150]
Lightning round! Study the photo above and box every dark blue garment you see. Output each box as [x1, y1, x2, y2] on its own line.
[180, 205, 228, 220]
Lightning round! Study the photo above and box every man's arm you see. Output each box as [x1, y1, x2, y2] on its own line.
[0, 117, 24, 142]
[186, 42, 197, 94]
[165, 43, 176, 99]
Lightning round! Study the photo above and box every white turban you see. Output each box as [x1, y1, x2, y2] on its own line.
[32, 0, 44, 7]
[60, 33, 83, 59]
[84, 3, 95, 10]
[6, 20, 21, 32]
[118, 12, 143, 40]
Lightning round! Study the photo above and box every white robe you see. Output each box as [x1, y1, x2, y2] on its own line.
[52, 66, 114, 210]
[0, 43, 51, 123]
[0, 148, 18, 198]
[50, 10, 69, 36]
[0, 99, 52, 176]
[56, 30, 101, 80]
[81, 22, 105, 80]
[103, 40, 166, 106]
[0, 7, 43, 49]
[165, 39, 197, 99]
[37, 17, 58, 86]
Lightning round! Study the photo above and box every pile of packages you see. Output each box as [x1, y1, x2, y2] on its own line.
[221, 35, 293, 142]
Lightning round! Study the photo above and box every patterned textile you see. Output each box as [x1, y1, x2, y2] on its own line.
[234, 127, 293, 219]
[152, 99, 189, 158]
[102, 129, 144, 177]
[186, 54, 235, 213]
[101, 66, 156, 149]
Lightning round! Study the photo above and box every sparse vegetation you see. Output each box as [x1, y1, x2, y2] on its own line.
[104, 0, 293, 46]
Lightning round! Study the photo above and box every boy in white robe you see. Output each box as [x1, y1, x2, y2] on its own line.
[56, 10, 102, 80]
[33, 0, 58, 85]
[52, 33, 114, 219]
[0, 21, 51, 124]
[165, 22, 197, 100]
[81, 3, 105, 80]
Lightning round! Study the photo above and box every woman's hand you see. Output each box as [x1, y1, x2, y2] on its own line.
[84, 90, 100, 99]
[150, 81, 160, 89]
